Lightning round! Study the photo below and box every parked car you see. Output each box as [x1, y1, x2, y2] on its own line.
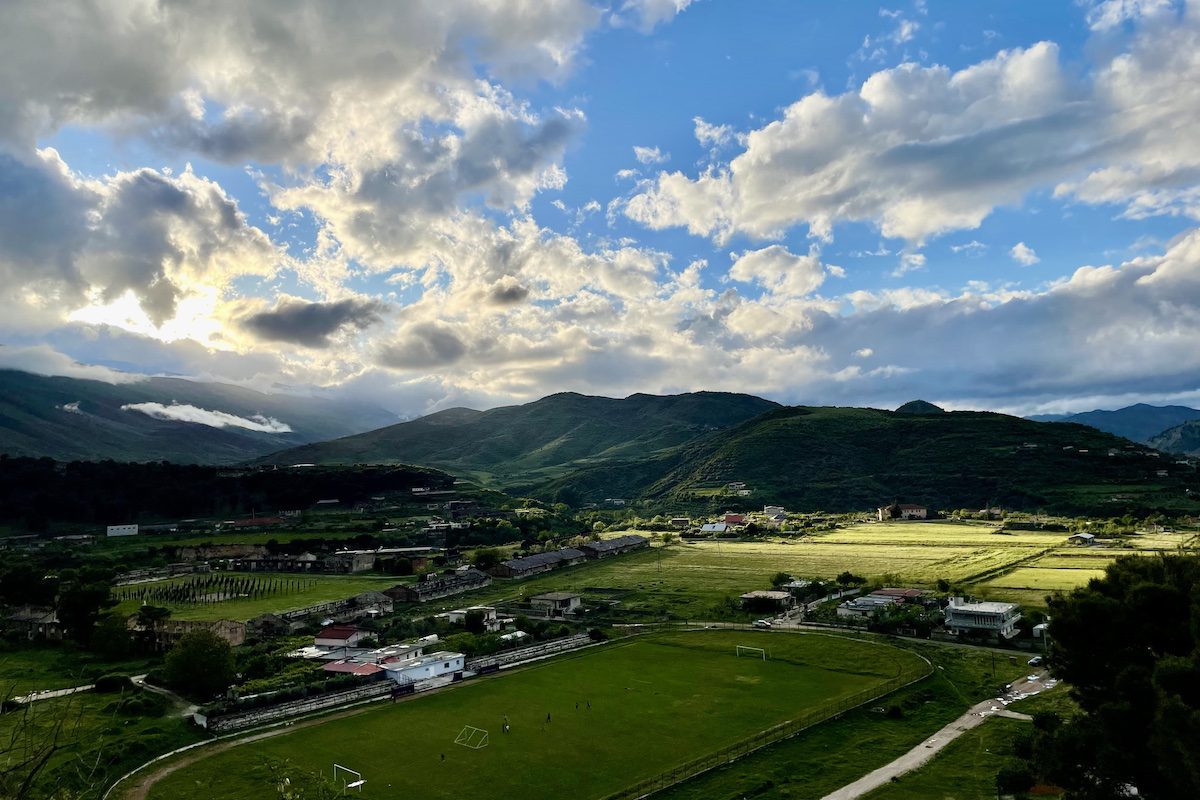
[753, 619, 772, 629]
[1027, 656, 1044, 666]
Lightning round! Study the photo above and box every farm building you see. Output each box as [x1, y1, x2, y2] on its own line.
[106, 524, 138, 537]
[490, 547, 587, 578]
[763, 505, 785, 516]
[384, 651, 465, 685]
[229, 552, 321, 572]
[134, 618, 247, 651]
[669, 517, 691, 528]
[944, 598, 1022, 639]
[739, 590, 796, 612]
[324, 550, 379, 574]
[389, 569, 492, 603]
[530, 591, 583, 618]
[870, 587, 926, 602]
[877, 504, 928, 521]
[4, 605, 62, 640]
[315, 624, 368, 649]
[580, 534, 650, 559]
[1067, 532, 1096, 545]
[723, 513, 747, 525]
[700, 522, 728, 534]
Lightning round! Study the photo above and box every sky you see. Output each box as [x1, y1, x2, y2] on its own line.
[3, 0, 1200, 418]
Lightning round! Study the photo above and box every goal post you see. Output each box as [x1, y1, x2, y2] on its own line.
[454, 725, 490, 749]
[333, 764, 365, 792]
[736, 645, 768, 660]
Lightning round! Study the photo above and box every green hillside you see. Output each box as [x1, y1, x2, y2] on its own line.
[0, 369, 398, 464]
[542, 406, 1200, 514]
[257, 391, 780, 485]
[1148, 420, 1200, 457]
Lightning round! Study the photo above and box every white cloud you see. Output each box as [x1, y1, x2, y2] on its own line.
[729, 245, 828, 297]
[0, 343, 143, 384]
[121, 402, 293, 433]
[625, 10, 1200, 245]
[950, 240, 988, 256]
[1086, 0, 1177, 31]
[854, 348, 874, 358]
[893, 251, 927, 276]
[693, 117, 733, 148]
[612, 0, 696, 33]
[633, 145, 669, 165]
[1010, 242, 1040, 265]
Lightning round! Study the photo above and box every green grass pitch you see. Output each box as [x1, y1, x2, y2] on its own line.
[144, 631, 927, 800]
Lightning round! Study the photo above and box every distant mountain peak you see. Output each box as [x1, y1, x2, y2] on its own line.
[895, 400, 945, 415]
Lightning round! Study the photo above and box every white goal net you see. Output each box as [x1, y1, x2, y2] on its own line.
[454, 725, 490, 749]
[736, 645, 768, 660]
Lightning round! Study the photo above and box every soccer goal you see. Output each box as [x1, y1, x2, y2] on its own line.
[736, 645, 768, 660]
[454, 725, 490, 749]
[333, 764, 365, 793]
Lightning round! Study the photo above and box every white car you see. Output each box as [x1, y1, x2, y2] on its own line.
[753, 619, 772, 629]
[1027, 656, 1044, 666]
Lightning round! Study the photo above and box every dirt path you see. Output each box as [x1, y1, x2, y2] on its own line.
[12, 684, 94, 704]
[819, 672, 1050, 800]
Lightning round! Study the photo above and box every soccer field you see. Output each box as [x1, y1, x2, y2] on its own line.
[142, 631, 928, 800]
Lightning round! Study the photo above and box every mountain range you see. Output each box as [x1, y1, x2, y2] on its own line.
[2, 368, 1197, 514]
[0, 369, 398, 464]
[263, 393, 1198, 514]
[1029, 403, 1200, 446]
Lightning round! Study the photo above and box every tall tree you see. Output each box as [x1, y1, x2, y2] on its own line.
[1035, 555, 1200, 798]
[165, 629, 235, 699]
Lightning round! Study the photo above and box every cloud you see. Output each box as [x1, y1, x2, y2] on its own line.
[693, 117, 733, 148]
[893, 251, 927, 276]
[376, 322, 469, 370]
[1086, 0, 1177, 31]
[1010, 242, 1040, 265]
[728, 245, 828, 297]
[0, 343, 143, 384]
[950, 240, 989, 256]
[241, 298, 385, 348]
[625, 11, 1200, 245]
[121, 402, 293, 433]
[612, 0, 696, 33]
[633, 145, 669, 165]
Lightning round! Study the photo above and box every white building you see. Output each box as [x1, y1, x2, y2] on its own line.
[763, 505, 785, 516]
[384, 651, 465, 684]
[106, 524, 139, 537]
[944, 598, 1021, 638]
[315, 624, 368, 649]
[530, 591, 582, 618]
[700, 522, 728, 534]
[445, 606, 500, 632]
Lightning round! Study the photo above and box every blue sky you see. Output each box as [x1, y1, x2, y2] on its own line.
[3, 0, 1200, 418]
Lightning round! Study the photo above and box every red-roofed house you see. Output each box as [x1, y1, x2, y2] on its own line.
[723, 513, 746, 525]
[315, 624, 366, 649]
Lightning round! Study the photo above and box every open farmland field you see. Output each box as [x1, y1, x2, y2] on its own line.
[112, 572, 403, 622]
[971, 531, 1195, 605]
[455, 523, 1064, 618]
[137, 631, 928, 800]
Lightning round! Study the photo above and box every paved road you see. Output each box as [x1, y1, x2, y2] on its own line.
[819, 672, 1050, 800]
[12, 683, 94, 704]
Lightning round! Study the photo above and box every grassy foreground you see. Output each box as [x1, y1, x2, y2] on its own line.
[142, 631, 927, 800]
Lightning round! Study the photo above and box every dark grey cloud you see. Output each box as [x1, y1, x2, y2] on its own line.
[488, 277, 530, 305]
[376, 322, 468, 370]
[242, 298, 386, 347]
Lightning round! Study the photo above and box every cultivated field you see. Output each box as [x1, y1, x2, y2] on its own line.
[458, 522, 1073, 617]
[141, 631, 928, 800]
[112, 572, 403, 622]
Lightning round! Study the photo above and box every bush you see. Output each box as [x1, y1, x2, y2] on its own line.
[995, 764, 1035, 794]
[587, 627, 609, 642]
[94, 674, 134, 693]
[884, 703, 903, 719]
